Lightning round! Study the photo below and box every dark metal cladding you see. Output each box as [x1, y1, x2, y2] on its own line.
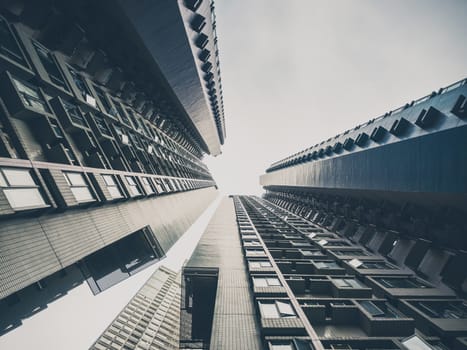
[114, 0, 225, 154]
[0, 0, 223, 336]
[263, 79, 467, 201]
[261, 79, 467, 251]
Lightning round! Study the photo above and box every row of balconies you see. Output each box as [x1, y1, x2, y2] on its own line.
[266, 193, 467, 294]
[235, 196, 467, 350]
[0, 160, 214, 218]
[0, 13, 205, 170]
[267, 79, 467, 173]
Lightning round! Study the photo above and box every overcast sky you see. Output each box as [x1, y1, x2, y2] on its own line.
[1, 1, 467, 349]
[206, 0, 467, 195]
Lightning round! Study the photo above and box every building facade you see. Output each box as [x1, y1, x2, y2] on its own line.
[90, 266, 181, 350]
[182, 79, 467, 349]
[0, 0, 224, 336]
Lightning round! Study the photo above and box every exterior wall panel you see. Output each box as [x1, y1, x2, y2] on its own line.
[0, 187, 217, 300]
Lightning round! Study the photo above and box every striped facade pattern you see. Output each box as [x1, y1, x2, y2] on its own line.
[0, 186, 217, 300]
[90, 266, 181, 350]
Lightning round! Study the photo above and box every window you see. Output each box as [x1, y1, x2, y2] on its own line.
[94, 114, 112, 137]
[49, 118, 64, 138]
[125, 176, 141, 196]
[269, 340, 313, 350]
[0, 168, 47, 209]
[318, 239, 328, 246]
[359, 300, 402, 318]
[68, 66, 94, 105]
[401, 335, 446, 350]
[94, 86, 112, 115]
[259, 300, 296, 318]
[0, 16, 26, 66]
[300, 250, 321, 257]
[249, 261, 272, 269]
[244, 240, 261, 247]
[102, 175, 123, 199]
[12, 77, 49, 113]
[377, 277, 429, 289]
[246, 249, 267, 257]
[63, 172, 94, 202]
[413, 301, 467, 319]
[253, 277, 281, 287]
[360, 261, 396, 270]
[153, 179, 165, 193]
[142, 177, 155, 195]
[314, 261, 340, 269]
[63, 100, 86, 127]
[270, 344, 293, 350]
[333, 278, 366, 289]
[334, 250, 368, 256]
[32, 41, 68, 90]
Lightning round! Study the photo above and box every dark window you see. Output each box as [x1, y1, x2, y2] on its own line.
[359, 300, 402, 318]
[0, 17, 25, 65]
[414, 301, 467, 319]
[378, 278, 429, 289]
[68, 66, 93, 102]
[94, 86, 112, 114]
[63, 101, 86, 127]
[32, 41, 68, 90]
[94, 114, 111, 137]
[12, 77, 49, 113]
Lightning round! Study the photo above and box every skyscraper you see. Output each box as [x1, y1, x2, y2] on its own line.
[0, 0, 224, 335]
[90, 266, 181, 350]
[182, 79, 467, 349]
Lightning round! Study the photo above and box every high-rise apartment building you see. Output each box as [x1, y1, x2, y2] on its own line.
[90, 266, 181, 350]
[0, 0, 224, 335]
[182, 79, 467, 349]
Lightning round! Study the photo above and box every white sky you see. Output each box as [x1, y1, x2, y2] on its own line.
[2, 1, 467, 348]
[205, 0, 467, 195]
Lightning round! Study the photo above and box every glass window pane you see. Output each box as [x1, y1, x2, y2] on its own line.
[0, 171, 7, 187]
[108, 186, 123, 199]
[253, 278, 268, 287]
[276, 301, 295, 317]
[128, 184, 141, 196]
[102, 175, 116, 186]
[70, 186, 93, 202]
[267, 278, 281, 286]
[260, 303, 280, 318]
[346, 278, 365, 288]
[13, 78, 41, 99]
[333, 279, 349, 288]
[249, 262, 259, 268]
[4, 188, 46, 208]
[126, 176, 136, 186]
[65, 172, 87, 186]
[271, 345, 294, 350]
[401, 335, 434, 350]
[360, 301, 385, 317]
[3, 168, 36, 186]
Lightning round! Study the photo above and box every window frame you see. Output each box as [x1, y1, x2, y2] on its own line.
[102, 174, 124, 200]
[258, 300, 297, 319]
[63, 171, 95, 203]
[125, 175, 142, 197]
[0, 167, 48, 210]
